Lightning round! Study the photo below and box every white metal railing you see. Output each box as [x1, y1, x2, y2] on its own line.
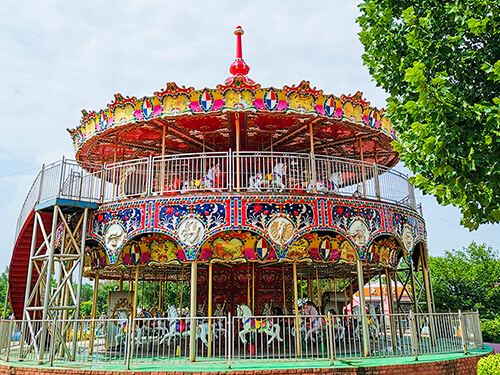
[14, 152, 417, 244]
[14, 158, 103, 240]
[0, 311, 483, 368]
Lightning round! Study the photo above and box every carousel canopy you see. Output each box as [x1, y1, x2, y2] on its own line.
[69, 26, 398, 168]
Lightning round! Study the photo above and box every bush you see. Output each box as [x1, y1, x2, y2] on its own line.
[482, 318, 500, 343]
[478, 354, 500, 375]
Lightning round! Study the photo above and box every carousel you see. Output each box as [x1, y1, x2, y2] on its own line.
[5, 27, 479, 371]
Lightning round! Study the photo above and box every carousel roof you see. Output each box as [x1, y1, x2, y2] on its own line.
[69, 26, 398, 168]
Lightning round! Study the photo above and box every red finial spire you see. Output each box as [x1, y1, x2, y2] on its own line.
[235, 25, 244, 59]
[229, 26, 250, 77]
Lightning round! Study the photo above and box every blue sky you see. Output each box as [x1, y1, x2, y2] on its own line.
[1, 0, 499, 272]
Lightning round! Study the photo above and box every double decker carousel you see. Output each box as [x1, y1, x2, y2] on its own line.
[9, 26, 441, 367]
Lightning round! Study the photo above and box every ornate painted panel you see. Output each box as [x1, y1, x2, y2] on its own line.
[87, 194, 426, 268]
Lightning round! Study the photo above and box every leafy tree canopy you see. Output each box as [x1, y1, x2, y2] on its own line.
[429, 242, 500, 318]
[358, 0, 500, 229]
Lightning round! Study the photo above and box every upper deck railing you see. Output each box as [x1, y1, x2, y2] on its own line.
[14, 152, 417, 241]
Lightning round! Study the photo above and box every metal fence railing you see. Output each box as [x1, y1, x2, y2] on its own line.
[0, 311, 482, 369]
[14, 152, 417, 243]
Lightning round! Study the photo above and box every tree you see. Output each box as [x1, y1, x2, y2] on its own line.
[358, 0, 500, 229]
[429, 242, 500, 318]
[0, 267, 10, 318]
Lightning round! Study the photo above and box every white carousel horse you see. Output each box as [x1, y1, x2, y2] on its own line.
[114, 311, 129, 346]
[352, 303, 379, 341]
[306, 172, 342, 194]
[302, 302, 327, 342]
[158, 305, 212, 347]
[236, 304, 283, 346]
[181, 164, 221, 193]
[159, 305, 190, 345]
[248, 163, 287, 192]
[135, 308, 170, 344]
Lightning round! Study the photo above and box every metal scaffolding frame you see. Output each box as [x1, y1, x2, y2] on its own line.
[20, 205, 89, 363]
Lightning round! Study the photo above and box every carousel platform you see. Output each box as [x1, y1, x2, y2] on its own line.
[0, 346, 491, 375]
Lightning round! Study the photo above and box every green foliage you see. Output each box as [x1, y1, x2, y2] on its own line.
[0, 267, 10, 317]
[429, 242, 500, 318]
[478, 353, 500, 375]
[358, 0, 500, 229]
[482, 317, 500, 343]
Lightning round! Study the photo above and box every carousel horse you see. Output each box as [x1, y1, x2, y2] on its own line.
[237, 304, 283, 346]
[248, 163, 287, 192]
[135, 308, 170, 344]
[158, 305, 212, 347]
[302, 302, 327, 342]
[159, 305, 190, 345]
[181, 164, 221, 193]
[114, 311, 130, 346]
[326, 308, 346, 344]
[306, 172, 342, 195]
[352, 303, 379, 341]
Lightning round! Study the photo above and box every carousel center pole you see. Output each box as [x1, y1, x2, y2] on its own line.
[293, 261, 301, 357]
[189, 261, 198, 362]
[236, 113, 241, 192]
[309, 121, 317, 193]
[356, 259, 370, 357]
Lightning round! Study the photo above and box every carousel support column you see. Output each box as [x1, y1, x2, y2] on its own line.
[160, 124, 166, 193]
[421, 252, 437, 346]
[385, 268, 397, 351]
[316, 267, 321, 312]
[189, 261, 197, 362]
[119, 275, 123, 291]
[359, 138, 367, 198]
[130, 267, 139, 360]
[252, 263, 255, 313]
[378, 271, 388, 344]
[133, 267, 139, 318]
[410, 261, 419, 314]
[39, 205, 60, 363]
[309, 121, 317, 193]
[356, 259, 370, 357]
[179, 268, 184, 313]
[334, 279, 338, 314]
[393, 270, 403, 338]
[247, 264, 251, 307]
[282, 265, 287, 313]
[89, 271, 100, 356]
[208, 263, 213, 358]
[293, 262, 301, 357]
[235, 113, 241, 192]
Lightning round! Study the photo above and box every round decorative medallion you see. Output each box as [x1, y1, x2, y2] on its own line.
[255, 238, 269, 261]
[267, 217, 295, 245]
[199, 90, 214, 112]
[105, 223, 125, 252]
[319, 239, 331, 261]
[264, 89, 278, 110]
[348, 218, 370, 247]
[178, 217, 205, 246]
[402, 224, 414, 252]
